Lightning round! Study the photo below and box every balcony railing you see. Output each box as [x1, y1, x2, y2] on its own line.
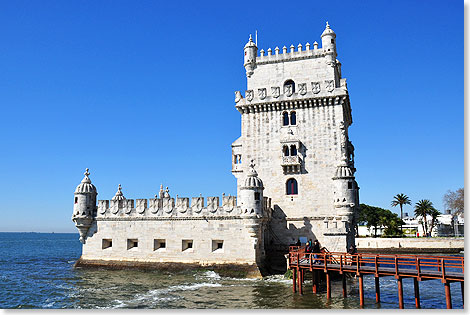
[281, 155, 301, 166]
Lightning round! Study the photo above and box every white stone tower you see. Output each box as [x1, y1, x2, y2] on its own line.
[72, 168, 97, 243]
[232, 22, 359, 252]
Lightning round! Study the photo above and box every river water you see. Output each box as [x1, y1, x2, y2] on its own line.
[0, 233, 463, 309]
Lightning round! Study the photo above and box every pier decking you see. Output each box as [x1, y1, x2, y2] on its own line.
[288, 246, 464, 309]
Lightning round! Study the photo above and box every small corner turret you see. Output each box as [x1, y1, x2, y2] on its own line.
[244, 34, 258, 78]
[321, 21, 337, 62]
[239, 160, 264, 216]
[72, 168, 97, 244]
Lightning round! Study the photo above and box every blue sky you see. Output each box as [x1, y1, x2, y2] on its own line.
[0, 0, 463, 232]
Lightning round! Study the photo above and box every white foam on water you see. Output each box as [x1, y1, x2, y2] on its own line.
[110, 282, 223, 308]
[263, 275, 291, 284]
[201, 270, 221, 280]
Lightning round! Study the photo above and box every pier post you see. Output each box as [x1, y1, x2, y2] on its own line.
[342, 273, 347, 297]
[444, 282, 452, 309]
[326, 272, 331, 299]
[292, 268, 297, 293]
[375, 276, 380, 303]
[413, 278, 420, 309]
[359, 274, 364, 307]
[461, 281, 464, 307]
[397, 277, 404, 309]
[297, 268, 303, 294]
[312, 271, 318, 294]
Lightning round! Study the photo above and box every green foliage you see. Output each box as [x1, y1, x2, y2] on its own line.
[414, 199, 439, 236]
[391, 193, 412, 222]
[358, 204, 405, 237]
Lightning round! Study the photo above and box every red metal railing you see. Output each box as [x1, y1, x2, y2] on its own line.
[288, 248, 464, 282]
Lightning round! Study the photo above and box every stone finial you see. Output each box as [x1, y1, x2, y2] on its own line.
[164, 186, 170, 198]
[326, 21, 330, 28]
[297, 43, 302, 51]
[267, 48, 272, 56]
[275, 47, 279, 55]
[290, 44, 295, 53]
[260, 49, 265, 56]
[159, 184, 164, 198]
[313, 41, 318, 50]
[282, 46, 287, 54]
[84, 168, 90, 177]
[306, 42, 311, 50]
[112, 184, 126, 201]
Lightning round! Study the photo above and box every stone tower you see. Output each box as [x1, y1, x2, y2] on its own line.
[72, 168, 98, 243]
[232, 23, 359, 252]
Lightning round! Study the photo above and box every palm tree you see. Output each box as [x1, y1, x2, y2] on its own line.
[414, 199, 437, 237]
[428, 208, 441, 236]
[391, 193, 411, 231]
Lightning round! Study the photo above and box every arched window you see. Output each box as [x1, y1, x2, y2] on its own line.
[290, 145, 297, 156]
[284, 80, 295, 93]
[283, 146, 289, 156]
[286, 178, 298, 195]
[290, 111, 296, 125]
[282, 112, 289, 126]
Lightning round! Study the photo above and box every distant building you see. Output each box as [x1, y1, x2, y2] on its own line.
[358, 212, 464, 237]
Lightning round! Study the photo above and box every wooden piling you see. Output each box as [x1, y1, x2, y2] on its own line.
[342, 273, 347, 298]
[397, 277, 404, 309]
[461, 281, 464, 307]
[326, 272, 331, 299]
[359, 274, 364, 307]
[413, 278, 420, 309]
[297, 268, 303, 294]
[292, 268, 297, 293]
[312, 270, 318, 294]
[444, 282, 452, 309]
[375, 276, 380, 303]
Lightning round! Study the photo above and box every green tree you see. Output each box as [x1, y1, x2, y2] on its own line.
[391, 193, 411, 231]
[428, 208, 441, 236]
[359, 204, 404, 237]
[414, 199, 437, 237]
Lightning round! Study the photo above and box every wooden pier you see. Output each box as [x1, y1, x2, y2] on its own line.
[288, 246, 464, 309]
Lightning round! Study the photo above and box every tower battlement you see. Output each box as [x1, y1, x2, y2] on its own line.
[256, 41, 328, 64]
[96, 188, 272, 218]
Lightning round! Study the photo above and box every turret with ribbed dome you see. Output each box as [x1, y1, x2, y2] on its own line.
[72, 168, 98, 244]
[321, 21, 337, 63]
[239, 160, 264, 216]
[244, 34, 258, 78]
[332, 159, 359, 219]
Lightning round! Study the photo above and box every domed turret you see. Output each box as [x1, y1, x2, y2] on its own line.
[332, 161, 358, 218]
[72, 168, 98, 243]
[239, 160, 264, 216]
[321, 21, 337, 63]
[244, 34, 258, 78]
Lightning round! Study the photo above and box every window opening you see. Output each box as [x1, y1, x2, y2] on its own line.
[74, 197, 78, 204]
[286, 178, 298, 195]
[102, 239, 112, 249]
[283, 146, 289, 156]
[290, 111, 296, 125]
[154, 239, 166, 250]
[282, 112, 289, 126]
[290, 145, 297, 156]
[127, 239, 138, 250]
[255, 192, 260, 201]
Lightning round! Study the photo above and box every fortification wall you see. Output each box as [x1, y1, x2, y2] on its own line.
[81, 217, 263, 265]
[356, 238, 465, 253]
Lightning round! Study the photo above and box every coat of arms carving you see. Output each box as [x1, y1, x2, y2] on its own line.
[271, 86, 280, 98]
[325, 80, 335, 92]
[246, 90, 254, 101]
[258, 88, 267, 100]
[298, 83, 307, 95]
[284, 84, 293, 97]
[234, 91, 242, 103]
[311, 82, 321, 94]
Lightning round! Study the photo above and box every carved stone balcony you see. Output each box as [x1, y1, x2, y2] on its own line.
[282, 155, 301, 174]
[282, 155, 301, 166]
